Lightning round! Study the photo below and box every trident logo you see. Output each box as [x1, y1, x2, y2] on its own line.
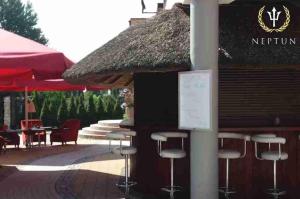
[267, 7, 281, 27]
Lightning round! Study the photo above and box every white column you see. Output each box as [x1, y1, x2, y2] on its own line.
[4, 96, 11, 127]
[190, 0, 219, 199]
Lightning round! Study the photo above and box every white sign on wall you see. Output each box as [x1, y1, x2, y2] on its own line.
[178, 70, 212, 130]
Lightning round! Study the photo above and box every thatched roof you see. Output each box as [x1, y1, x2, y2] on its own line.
[64, 1, 300, 87]
[63, 4, 230, 86]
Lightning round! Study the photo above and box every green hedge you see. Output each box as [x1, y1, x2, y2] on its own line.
[30, 90, 124, 128]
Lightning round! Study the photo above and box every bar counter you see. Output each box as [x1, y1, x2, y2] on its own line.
[220, 127, 299, 199]
[127, 125, 300, 199]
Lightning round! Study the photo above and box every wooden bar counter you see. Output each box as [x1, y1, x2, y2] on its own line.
[219, 127, 300, 199]
[129, 125, 300, 199]
[131, 72, 300, 198]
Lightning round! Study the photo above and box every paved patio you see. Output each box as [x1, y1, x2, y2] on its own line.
[0, 138, 127, 199]
[0, 137, 186, 199]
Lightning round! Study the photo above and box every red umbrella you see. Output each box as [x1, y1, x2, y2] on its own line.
[0, 28, 73, 80]
[0, 79, 104, 92]
[0, 29, 104, 127]
[0, 77, 104, 131]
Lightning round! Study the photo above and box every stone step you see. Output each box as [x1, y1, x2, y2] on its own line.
[80, 119, 131, 140]
[81, 127, 111, 135]
[78, 130, 107, 139]
[89, 124, 129, 132]
[97, 119, 123, 128]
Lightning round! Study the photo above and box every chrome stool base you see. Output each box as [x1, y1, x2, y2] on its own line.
[117, 181, 137, 195]
[116, 181, 137, 188]
[161, 185, 183, 192]
[161, 185, 183, 199]
[267, 188, 286, 199]
[219, 187, 236, 199]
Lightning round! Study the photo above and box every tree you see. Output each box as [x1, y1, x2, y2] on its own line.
[95, 96, 104, 120]
[40, 99, 50, 126]
[57, 97, 68, 124]
[32, 91, 44, 118]
[86, 95, 96, 123]
[112, 97, 124, 119]
[47, 96, 60, 126]
[68, 96, 77, 119]
[77, 97, 87, 126]
[0, 0, 48, 44]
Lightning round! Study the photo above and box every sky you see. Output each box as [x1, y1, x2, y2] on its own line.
[22, 0, 159, 62]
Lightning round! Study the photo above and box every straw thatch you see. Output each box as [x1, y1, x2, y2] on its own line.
[64, 1, 300, 87]
[63, 4, 230, 86]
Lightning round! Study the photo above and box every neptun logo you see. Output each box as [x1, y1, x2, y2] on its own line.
[258, 5, 290, 33]
[252, 5, 296, 46]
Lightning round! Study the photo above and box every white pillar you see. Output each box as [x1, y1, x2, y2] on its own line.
[4, 96, 11, 127]
[190, 0, 219, 199]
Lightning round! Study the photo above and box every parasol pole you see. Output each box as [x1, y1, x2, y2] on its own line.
[25, 86, 29, 129]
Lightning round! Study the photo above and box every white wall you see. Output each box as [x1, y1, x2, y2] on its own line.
[165, 0, 235, 9]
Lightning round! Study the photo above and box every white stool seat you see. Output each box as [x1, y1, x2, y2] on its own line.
[113, 146, 137, 155]
[160, 149, 186, 159]
[218, 149, 241, 159]
[261, 151, 288, 161]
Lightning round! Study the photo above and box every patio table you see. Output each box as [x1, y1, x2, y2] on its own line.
[23, 127, 53, 148]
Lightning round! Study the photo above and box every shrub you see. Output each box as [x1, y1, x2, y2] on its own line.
[68, 96, 77, 119]
[57, 97, 68, 124]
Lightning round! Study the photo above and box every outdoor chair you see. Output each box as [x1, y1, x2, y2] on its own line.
[21, 119, 46, 146]
[218, 132, 250, 199]
[151, 132, 188, 199]
[0, 124, 20, 149]
[50, 119, 80, 145]
[252, 134, 288, 198]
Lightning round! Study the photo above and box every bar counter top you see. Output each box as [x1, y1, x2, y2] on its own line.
[220, 126, 300, 132]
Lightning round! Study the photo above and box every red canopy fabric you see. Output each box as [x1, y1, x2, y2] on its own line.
[0, 79, 104, 92]
[0, 29, 73, 80]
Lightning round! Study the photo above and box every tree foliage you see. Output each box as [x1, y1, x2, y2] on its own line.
[68, 96, 77, 119]
[86, 94, 96, 123]
[30, 90, 125, 128]
[57, 97, 68, 124]
[94, 96, 104, 120]
[39, 99, 50, 126]
[0, 0, 48, 44]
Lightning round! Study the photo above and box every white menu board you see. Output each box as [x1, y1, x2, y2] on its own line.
[179, 70, 212, 130]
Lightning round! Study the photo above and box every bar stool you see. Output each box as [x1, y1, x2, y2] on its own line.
[107, 131, 136, 152]
[252, 135, 288, 198]
[218, 133, 250, 199]
[106, 131, 137, 194]
[151, 132, 188, 199]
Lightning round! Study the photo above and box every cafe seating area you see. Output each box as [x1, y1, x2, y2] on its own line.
[50, 119, 80, 145]
[0, 124, 20, 149]
[21, 119, 46, 146]
[0, 118, 81, 150]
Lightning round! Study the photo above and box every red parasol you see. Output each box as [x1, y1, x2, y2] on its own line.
[0, 29, 104, 127]
[0, 79, 104, 92]
[0, 28, 73, 80]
